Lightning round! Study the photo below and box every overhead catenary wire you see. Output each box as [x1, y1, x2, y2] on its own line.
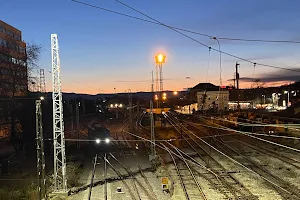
[165, 113, 300, 197]
[186, 120, 300, 153]
[113, 0, 300, 73]
[69, 0, 300, 73]
[69, 0, 300, 44]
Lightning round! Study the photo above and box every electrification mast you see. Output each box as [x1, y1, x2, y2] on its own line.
[39, 69, 46, 93]
[150, 71, 156, 159]
[36, 99, 47, 200]
[51, 34, 67, 192]
[128, 89, 133, 132]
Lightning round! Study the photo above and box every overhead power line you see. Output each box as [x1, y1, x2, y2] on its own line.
[69, 0, 300, 73]
[69, 0, 300, 44]
[113, 0, 300, 73]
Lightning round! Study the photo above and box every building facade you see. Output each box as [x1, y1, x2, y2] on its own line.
[197, 90, 229, 111]
[0, 20, 27, 139]
[0, 20, 27, 97]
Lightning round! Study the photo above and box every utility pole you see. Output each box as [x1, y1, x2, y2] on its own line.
[69, 104, 74, 138]
[82, 99, 86, 114]
[233, 73, 236, 89]
[137, 100, 139, 135]
[51, 33, 67, 192]
[104, 153, 107, 200]
[36, 100, 47, 200]
[128, 89, 133, 132]
[150, 71, 156, 161]
[236, 62, 240, 112]
[76, 102, 80, 149]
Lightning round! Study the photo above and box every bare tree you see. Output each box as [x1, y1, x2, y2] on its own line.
[0, 35, 42, 150]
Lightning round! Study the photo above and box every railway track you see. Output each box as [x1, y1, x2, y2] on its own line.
[113, 121, 159, 200]
[182, 114, 300, 199]
[164, 113, 258, 200]
[87, 153, 137, 200]
[136, 118, 210, 199]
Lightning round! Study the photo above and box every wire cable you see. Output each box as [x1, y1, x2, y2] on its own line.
[113, 0, 300, 73]
[166, 113, 297, 196]
[69, 0, 300, 44]
[187, 120, 300, 153]
[69, 0, 300, 73]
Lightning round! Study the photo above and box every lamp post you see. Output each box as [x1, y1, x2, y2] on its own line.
[155, 53, 166, 92]
[155, 53, 166, 111]
[211, 37, 223, 112]
[211, 37, 222, 87]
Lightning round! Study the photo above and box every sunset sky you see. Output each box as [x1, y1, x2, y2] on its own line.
[2, 0, 300, 94]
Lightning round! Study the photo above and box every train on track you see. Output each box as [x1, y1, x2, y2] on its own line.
[88, 123, 111, 151]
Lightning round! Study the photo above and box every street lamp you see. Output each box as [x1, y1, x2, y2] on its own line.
[155, 53, 166, 64]
[155, 53, 166, 92]
[155, 53, 166, 111]
[211, 37, 222, 87]
[173, 91, 178, 95]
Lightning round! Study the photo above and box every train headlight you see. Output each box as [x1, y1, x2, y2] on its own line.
[105, 138, 110, 144]
[96, 139, 100, 144]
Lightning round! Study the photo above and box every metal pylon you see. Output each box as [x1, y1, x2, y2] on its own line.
[159, 63, 163, 92]
[155, 65, 159, 92]
[36, 100, 47, 200]
[150, 100, 155, 157]
[51, 34, 67, 192]
[128, 89, 133, 132]
[150, 71, 156, 158]
[39, 69, 46, 93]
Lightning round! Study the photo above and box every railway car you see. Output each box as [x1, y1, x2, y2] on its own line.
[88, 123, 111, 152]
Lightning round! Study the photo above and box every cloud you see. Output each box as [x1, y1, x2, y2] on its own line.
[227, 68, 300, 83]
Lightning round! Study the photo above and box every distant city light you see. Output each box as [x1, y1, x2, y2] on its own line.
[95, 139, 100, 144]
[119, 104, 123, 107]
[115, 104, 118, 107]
[173, 91, 178, 95]
[40, 96, 44, 100]
[110, 104, 113, 108]
[163, 93, 167, 96]
[105, 138, 110, 144]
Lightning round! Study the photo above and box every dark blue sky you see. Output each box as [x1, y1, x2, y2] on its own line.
[2, 0, 300, 93]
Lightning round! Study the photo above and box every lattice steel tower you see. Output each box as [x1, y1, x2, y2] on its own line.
[36, 100, 47, 200]
[51, 34, 67, 192]
[39, 69, 46, 93]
